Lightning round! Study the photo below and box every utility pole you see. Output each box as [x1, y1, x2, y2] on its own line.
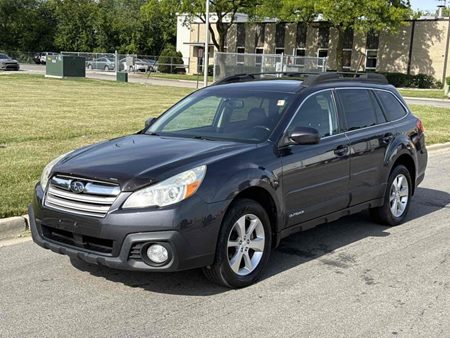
[204, 0, 210, 87]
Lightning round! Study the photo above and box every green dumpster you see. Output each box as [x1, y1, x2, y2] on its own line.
[116, 72, 128, 82]
[46, 55, 86, 78]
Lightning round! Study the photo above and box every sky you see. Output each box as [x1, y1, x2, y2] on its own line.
[410, 0, 445, 11]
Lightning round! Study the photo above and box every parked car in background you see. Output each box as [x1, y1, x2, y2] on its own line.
[86, 57, 115, 71]
[0, 53, 20, 71]
[119, 58, 156, 72]
[39, 52, 58, 65]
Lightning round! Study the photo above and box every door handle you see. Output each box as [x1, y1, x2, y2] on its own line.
[334, 145, 348, 156]
[382, 133, 394, 144]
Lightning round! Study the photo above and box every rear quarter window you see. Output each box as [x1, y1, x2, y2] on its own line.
[375, 91, 408, 121]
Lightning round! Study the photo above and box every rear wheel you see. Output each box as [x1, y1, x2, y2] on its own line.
[370, 165, 412, 226]
[202, 199, 272, 288]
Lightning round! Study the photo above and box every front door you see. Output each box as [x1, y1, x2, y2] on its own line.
[281, 90, 351, 226]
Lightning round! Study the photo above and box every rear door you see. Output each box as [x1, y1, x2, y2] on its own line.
[281, 90, 351, 226]
[335, 88, 391, 205]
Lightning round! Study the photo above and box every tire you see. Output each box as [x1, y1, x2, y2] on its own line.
[370, 165, 412, 226]
[202, 198, 272, 288]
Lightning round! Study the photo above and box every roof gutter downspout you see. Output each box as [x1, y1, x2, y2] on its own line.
[442, 17, 450, 85]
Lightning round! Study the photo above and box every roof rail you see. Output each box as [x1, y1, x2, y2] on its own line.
[213, 71, 389, 86]
[302, 72, 389, 86]
[213, 71, 320, 85]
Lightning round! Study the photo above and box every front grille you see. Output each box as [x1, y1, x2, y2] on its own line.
[128, 243, 144, 261]
[41, 225, 114, 254]
[44, 175, 120, 218]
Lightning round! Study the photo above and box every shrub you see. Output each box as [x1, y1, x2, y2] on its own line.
[157, 45, 185, 74]
[446, 77, 450, 86]
[383, 72, 441, 89]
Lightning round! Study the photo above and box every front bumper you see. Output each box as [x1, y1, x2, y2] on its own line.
[29, 184, 228, 272]
[0, 63, 20, 71]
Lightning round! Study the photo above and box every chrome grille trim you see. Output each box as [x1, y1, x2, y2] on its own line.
[44, 175, 120, 218]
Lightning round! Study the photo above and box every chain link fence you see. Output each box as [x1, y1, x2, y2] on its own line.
[60, 52, 190, 74]
[213, 52, 328, 81]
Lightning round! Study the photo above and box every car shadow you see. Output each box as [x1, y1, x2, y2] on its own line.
[70, 187, 449, 296]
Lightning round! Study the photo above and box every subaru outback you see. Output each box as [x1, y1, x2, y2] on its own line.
[29, 72, 427, 288]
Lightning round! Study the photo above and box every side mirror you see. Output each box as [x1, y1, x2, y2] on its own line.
[145, 117, 156, 128]
[288, 127, 320, 145]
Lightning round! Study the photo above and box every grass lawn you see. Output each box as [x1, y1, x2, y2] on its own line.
[0, 74, 449, 218]
[0, 74, 192, 218]
[399, 88, 447, 99]
[409, 105, 450, 145]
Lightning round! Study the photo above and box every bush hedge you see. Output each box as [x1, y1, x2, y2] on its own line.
[382, 72, 442, 89]
[157, 45, 185, 74]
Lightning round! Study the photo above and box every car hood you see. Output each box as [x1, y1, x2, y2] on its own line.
[0, 59, 18, 63]
[53, 134, 255, 191]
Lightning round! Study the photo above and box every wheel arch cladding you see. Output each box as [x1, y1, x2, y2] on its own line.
[228, 186, 279, 247]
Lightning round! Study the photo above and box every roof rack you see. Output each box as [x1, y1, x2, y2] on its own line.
[301, 72, 389, 86]
[213, 71, 319, 85]
[213, 71, 389, 86]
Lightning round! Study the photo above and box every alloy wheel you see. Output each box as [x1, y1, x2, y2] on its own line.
[227, 214, 265, 276]
[389, 173, 409, 217]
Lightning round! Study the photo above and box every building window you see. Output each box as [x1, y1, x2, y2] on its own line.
[236, 23, 246, 49]
[237, 47, 245, 64]
[223, 23, 230, 50]
[343, 28, 354, 49]
[255, 48, 264, 66]
[366, 50, 378, 71]
[275, 23, 285, 49]
[255, 24, 265, 48]
[366, 30, 379, 49]
[343, 49, 352, 70]
[275, 48, 284, 55]
[296, 23, 307, 49]
[295, 49, 306, 67]
[318, 49, 328, 58]
[318, 26, 330, 48]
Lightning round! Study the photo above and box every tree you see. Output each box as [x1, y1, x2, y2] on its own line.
[259, 0, 413, 71]
[0, 0, 56, 52]
[165, 0, 262, 53]
[52, 0, 99, 52]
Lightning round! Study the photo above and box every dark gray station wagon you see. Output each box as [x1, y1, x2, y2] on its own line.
[29, 72, 427, 288]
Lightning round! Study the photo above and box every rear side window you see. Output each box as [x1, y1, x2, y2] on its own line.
[375, 91, 408, 121]
[337, 89, 378, 131]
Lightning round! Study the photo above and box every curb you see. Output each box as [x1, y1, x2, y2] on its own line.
[428, 142, 450, 152]
[403, 96, 449, 102]
[0, 215, 29, 240]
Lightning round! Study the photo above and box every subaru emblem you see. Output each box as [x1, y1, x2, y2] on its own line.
[70, 181, 85, 194]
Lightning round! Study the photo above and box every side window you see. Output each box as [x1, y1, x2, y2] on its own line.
[288, 91, 339, 137]
[337, 89, 378, 131]
[164, 96, 221, 131]
[369, 91, 387, 124]
[375, 91, 408, 121]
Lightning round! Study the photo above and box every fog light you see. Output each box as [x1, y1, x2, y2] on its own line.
[146, 244, 169, 264]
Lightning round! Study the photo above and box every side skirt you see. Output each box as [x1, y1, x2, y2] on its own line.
[275, 198, 384, 247]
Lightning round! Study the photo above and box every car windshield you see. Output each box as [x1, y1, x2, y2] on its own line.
[0, 54, 10, 59]
[147, 88, 296, 143]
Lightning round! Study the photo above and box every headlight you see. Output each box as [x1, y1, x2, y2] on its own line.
[40, 151, 72, 191]
[123, 165, 207, 208]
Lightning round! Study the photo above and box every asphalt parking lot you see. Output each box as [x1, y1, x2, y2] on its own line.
[0, 148, 449, 337]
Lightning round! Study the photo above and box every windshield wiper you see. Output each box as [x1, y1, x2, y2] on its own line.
[191, 135, 216, 141]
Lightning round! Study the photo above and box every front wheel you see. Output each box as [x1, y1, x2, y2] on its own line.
[370, 165, 412, 226]
[202, 199, 272, 288]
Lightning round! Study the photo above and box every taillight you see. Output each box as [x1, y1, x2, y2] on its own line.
[416, 119, 424, 133]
